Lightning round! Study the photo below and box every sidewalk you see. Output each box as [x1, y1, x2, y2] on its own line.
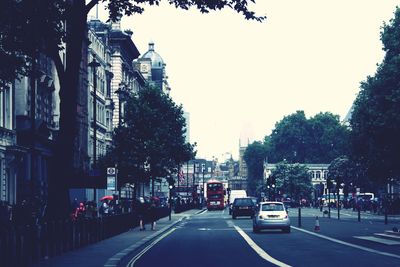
[33, 209, 205, 267]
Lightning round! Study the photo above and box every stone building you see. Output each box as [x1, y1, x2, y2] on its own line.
[109, 21, 142, 128]
[136, 42, 170, 93]
[0, 84, 19, 204]
[13, 52, 59, 204]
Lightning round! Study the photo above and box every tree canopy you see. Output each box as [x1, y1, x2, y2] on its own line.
[264, 111, 349, 164]
[0, 0, 264, 218]
[243, 141, 266, 196]
[270, 161, 312, 201]
[350, 7, 400, 185]
[100, 85, 195, 195]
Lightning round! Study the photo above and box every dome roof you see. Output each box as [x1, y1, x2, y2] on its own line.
[141, 42, 164, 69]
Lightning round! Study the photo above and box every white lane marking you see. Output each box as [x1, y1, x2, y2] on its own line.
[198, 227, 252, 231]
[353, 236, 400, 245]
[375, 233, 400, 240]
[292, 226, 400, 259]
[233, 226, 291, 267]
[127, 228, 176, 267]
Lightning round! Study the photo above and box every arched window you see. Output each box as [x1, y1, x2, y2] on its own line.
[316, 171, 321, 179]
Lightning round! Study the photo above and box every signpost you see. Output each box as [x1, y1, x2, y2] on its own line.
[107, 167, 117, 191]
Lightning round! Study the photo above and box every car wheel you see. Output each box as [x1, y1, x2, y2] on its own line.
[283, 227, 291, 233]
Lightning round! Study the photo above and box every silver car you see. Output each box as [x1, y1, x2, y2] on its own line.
[253, 201, 291, 233]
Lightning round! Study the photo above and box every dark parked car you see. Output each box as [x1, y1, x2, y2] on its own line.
[231, 197, 256, 219]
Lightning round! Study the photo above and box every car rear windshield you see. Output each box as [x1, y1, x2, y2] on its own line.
[261, 203, 284, 211]
[234, 198, 253, 206]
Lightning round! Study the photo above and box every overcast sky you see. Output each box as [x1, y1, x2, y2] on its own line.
[92, 1, 400, 161]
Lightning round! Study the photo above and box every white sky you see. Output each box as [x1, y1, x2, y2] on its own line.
[92, 1, 400, 161]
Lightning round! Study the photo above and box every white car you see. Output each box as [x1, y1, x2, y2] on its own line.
[253, 201, 291, 233]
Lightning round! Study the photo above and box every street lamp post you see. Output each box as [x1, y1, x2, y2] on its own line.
[89, 55, 100, 206]
[202, 163, 205, 207]
[193, 161, 196, 201]
[169, 185, 173, 220]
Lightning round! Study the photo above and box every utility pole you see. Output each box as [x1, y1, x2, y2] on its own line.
[186, 161, 189, 199]
[89, 55, 100, 205]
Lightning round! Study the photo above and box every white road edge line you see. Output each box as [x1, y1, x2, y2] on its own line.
[233, 225, 291, 267]
[127, 228, 177, 267]
[291, 226, 400, 259]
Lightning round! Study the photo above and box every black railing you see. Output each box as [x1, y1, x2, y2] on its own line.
[0, 207, 170, 267]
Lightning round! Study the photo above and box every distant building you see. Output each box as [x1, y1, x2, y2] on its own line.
[183, 112, 190, 143]
[343, 103, 354, 126]
[238, 143, 248, 179]
[136, 42, 170, 93]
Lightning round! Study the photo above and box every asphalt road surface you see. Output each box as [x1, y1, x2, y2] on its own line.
[120, 208, 400, 267]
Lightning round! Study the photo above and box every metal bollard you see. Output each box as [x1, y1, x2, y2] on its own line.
[385, 209, 388, 225]
[298, 207, 302, 227]
[358, 208, 361, 222]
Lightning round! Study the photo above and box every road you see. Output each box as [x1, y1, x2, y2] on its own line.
[120, 208, 400, 267]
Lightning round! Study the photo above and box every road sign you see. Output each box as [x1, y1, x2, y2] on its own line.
[107, 167, 116, 175]
[107, 167, 117, 191]
[107, 176, 116, 191]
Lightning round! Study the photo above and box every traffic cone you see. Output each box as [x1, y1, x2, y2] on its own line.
[314, 216, 320, 231]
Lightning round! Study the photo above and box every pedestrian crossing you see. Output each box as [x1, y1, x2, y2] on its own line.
[353, 231, 400, 245]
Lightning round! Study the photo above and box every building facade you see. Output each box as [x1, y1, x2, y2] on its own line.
[109, 22, 142, 129]
[14, 52, 58, 204]
[238, 145, 248, 179]
[136, 42, 170, 93]
[0, 83, 19, 204]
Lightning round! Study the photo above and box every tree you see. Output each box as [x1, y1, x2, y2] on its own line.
[264, 111, 350, 164]
[271, 161, 312, 201]
[350, 7, 400, 186]
[0, 0, 264, 218]
[243, 141, 266, 196]
[308, 112, 350, 163]
[328, 156, 354, 197]
[100, 85, 195, 197]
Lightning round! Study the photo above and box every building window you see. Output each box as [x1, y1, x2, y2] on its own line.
[316, 171, 321, 179]
[0, 89, 4, 127]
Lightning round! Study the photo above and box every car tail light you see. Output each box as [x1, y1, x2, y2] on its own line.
[284, 214, 288, 219]
[259, 215, 264, 219]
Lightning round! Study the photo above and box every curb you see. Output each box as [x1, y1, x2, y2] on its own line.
[104, 209, 206, 267]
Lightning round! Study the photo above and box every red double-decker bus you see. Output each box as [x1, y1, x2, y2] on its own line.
[206, 180, 225, 210]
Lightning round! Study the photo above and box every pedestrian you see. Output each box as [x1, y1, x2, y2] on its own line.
[148, 200, 157, 231]
[72, 202, 85, 221]
[136, 198, 146, 231]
